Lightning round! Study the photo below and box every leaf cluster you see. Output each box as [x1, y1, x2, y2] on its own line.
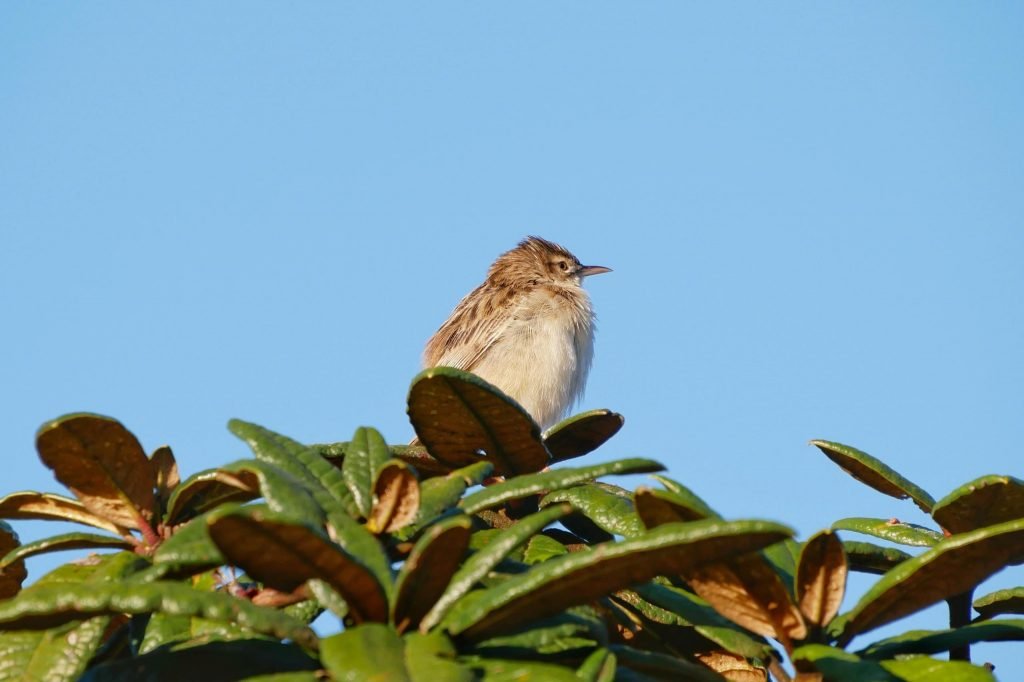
[0, 368, 1020, 680]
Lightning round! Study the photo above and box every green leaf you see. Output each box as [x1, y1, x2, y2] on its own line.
[80, 640, 319, 682]
[542, 410, 624, 464]
[218, 459, 324, 526]
[36, 414, 157, 529]
[343, 426, 392, 518]
[797, 530, 847, 627]
[523, 534, 568, 564]
[932, 475, 1024, 534]
[792, 644, 900, 681]
[443, 518, 792, 641]
[811, 440, 935, 513]
[420, 504, 572, 632]
[474, 609, 603, 654]
[0, 581, 317, 649]
[831, 517, 1024, 645]
[0, 492, 126, 535]
[393, 515, 473, 633]
[321, 624, 408, 680]
[407, 367, 550, 476]
[207, 505, 389, 624]
[831, 517, 942, 547]
[842, 540, 912, 575]
[306, 579, 349, 620]
[0, 552, 160, 682]
[1, 532, 133, 569]
[468, 658, 579, 681]
[228, 419, 358, 518]
[576, 647, 616, 682]
[631, 582, 771, 660]
[0, 522, 26, 599]
[973, 587, 1024, 619]
[609, 645, 724, 682]
[858, 618, 1024, 659]
[882, 657, 995, 681]
[541, 483, 643, 537]
[404, 631, 475, 682]
[648, 475, 720, 518]
[152, 511, 227, 578]
[460, 458, 664, 515]
[415, 461, 494, 530]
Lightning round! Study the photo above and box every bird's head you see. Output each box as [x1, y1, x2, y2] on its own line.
[489, 236, 611, 287]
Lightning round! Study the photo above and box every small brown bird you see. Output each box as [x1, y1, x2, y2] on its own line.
[424, 236, 610, 430]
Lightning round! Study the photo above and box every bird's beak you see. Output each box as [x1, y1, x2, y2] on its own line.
[579, 265, 612, 277]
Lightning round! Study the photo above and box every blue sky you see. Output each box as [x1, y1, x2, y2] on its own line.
[2, 2, 1022, 673]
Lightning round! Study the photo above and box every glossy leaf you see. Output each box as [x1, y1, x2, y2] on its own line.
[0, 522, 26, 599]
[36, 414, 157, 529]
[207, 505, 388, 624]
[832, 517, 1024, 645]
[649, 474, 720, 518]
[932, 475, 1024, 535]
[0, 492, 126, 535]
[792, 645, 996, 681]
[368, 460, 420, 534]
[469, 658, 579, 681]
[460, 458, 664, 515]
[407, 367, 549, 476]
[0, 532, 133, 569]
[858, 618, 1024, 659]
[609, 645, 725, 682]
[343, 426, 391, 518]
[542, 410, 624, 463]
[228, 419, 358, 518]
[416, 461, 493, 529]
[973, 587, 1024, 619]
[842, 541, 912, 575]
[831, 517, 942, 547]
[541, 483, 644, 537]
[442, 518, 792, 641]
[393, 515, 472, 633]
[80, 640, 319, 682]
[475, 609, 604, 654]
[629, 582, 773, 660]
[0, 553, 137, 682]
[404, 631, 475, 682]
[152, 512, 226, 578]
[811, 440, 935, 513]
[0, 581, 317, 649]
[693, 650, 767, 681]
[796, 530, 846, 627]
[523, 534, 568, 564]
[220, 460, 324, 525]
[421, 504, 573, 632]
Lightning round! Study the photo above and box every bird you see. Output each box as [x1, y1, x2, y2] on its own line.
[423, 236, 610, 430]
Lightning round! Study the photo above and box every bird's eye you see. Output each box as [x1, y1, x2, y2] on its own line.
[558, 261, 568, 271]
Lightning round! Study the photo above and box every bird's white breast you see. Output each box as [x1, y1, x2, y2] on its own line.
[470, 288, 594, 430]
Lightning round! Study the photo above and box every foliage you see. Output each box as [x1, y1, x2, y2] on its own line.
[0, 368, 1021, 680]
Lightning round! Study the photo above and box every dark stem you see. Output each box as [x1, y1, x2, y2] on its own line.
[947, 590, 973, 661]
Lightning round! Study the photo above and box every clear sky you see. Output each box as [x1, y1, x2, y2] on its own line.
[2, 2, 1022, 674]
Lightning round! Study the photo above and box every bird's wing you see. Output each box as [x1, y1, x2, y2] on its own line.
[423, 283, 521, 372]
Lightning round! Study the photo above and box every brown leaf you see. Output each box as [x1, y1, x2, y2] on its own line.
[0, 523, 27, 599]
[694, 651, 768, 682]
[0, 492, 127, 535]
[392, 517, 471, 633]
[151, 445, 180, 505]
[367, 462, 420, 534]
[796, 530, 847, 627]
[685, 556, 807, 646]
[36, 414, 157, 529]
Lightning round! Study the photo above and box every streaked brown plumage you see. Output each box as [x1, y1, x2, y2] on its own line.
[424, 236, 610, 429]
